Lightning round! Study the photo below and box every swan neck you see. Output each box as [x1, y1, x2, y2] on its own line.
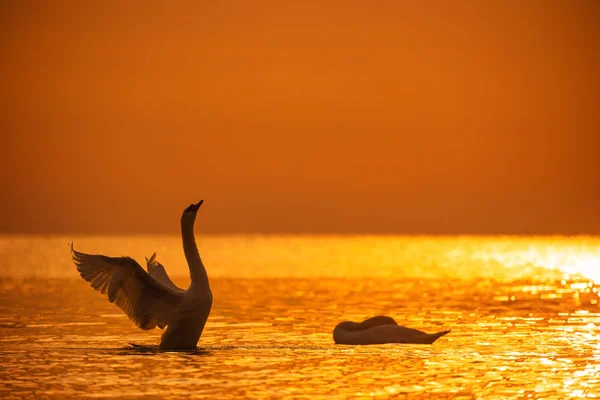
[181, 218, 209, 288]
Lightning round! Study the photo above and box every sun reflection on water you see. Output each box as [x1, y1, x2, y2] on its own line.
[468, 237, 600, 283]
[1, 235, 600, 398]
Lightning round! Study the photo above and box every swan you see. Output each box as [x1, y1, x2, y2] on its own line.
[333, 316, 450, 345]
[71, 200, 212, 350]
[145, 252, 184, 292]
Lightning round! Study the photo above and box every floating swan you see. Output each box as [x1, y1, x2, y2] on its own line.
[145, 252, 184, 292]
[71, 200, 212, 350]
[333, 316, 450, 345]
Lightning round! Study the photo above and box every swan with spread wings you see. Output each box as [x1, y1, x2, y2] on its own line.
[71, 200, 212, 350]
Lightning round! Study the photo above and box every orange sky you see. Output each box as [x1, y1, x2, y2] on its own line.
[1, 1, 599, 234]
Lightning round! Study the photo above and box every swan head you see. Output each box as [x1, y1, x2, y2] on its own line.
[333, 321, 363, 344]
[181, 200, 204, 223]
[145, 252, 158, 274]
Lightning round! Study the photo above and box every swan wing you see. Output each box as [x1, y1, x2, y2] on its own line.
[72, 244, 183, 330]
[145, 252, 157, 267]
[145, 253, 185, 292]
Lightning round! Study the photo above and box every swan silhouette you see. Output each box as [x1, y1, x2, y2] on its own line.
[333, 316, 450, 345]
[71, 200, 212, 350]
[145, 252, 184, 292]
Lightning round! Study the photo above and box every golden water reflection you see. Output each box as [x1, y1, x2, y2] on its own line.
[1, 235, 599, 282]
[0, 235, 599, 398]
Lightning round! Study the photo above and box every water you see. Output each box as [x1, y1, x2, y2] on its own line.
[1, 235, 600, 399]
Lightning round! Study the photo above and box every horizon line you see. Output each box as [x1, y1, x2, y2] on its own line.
[0, 231, 598, 237]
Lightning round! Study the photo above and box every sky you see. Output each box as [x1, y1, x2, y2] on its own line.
[1, 1, 599, 234]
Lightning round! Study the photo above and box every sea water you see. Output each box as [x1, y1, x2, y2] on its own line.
[1, 235, 599, 399]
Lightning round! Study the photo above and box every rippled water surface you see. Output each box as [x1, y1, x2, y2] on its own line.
[1, 235, 600, 399]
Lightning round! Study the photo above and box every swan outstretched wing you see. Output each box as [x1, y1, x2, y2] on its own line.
[72, 244, 183, 330]
[145, 252, 185, 292]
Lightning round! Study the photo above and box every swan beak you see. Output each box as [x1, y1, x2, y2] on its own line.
[187, 200, 204, 212]
[184, 200, 204, 213]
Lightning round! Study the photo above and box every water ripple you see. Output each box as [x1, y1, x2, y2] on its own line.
[1, 235, 599, 399]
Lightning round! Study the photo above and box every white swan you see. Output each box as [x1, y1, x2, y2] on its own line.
[333, 316, 450, 345]
[71, 200, 212, 350]
[145, 253, 184, 292]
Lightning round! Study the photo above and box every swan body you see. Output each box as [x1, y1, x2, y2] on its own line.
[333, 316, 450, 345]
[72, 200, 212, 350]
